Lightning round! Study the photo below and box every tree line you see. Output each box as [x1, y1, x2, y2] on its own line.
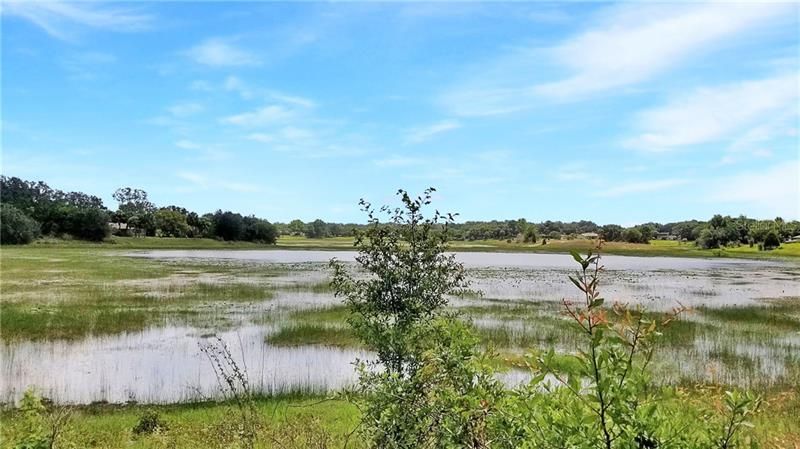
[0, 176, 277, 245]
[1, 176, 797, 250]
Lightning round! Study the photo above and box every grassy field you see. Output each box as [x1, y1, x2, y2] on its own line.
[22, 235, 800, 259]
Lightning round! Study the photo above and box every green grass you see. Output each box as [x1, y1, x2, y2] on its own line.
[0, 389, 796, 449]
[0, 396, 363, 449]
[267, 324, 361, 348]
[15, 235, 800, 259]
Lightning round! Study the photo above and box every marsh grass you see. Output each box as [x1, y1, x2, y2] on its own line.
[267, 325, 361, 348]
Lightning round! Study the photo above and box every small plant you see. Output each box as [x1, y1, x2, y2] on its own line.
[200, 336, 261, 449]
[132, 410, 168, 435]
[507, 248, 763, 449]
[13, 388, 71, 449]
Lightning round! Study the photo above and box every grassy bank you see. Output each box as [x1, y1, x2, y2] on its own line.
[0, 396, 362, 449]
[18, 235, 800, 259]
[1, 389, 797, 448]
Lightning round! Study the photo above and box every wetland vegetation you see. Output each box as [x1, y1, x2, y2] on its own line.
[1, 189, 799, 448]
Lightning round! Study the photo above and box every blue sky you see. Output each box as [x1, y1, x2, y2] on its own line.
[2, 1, 799, 224]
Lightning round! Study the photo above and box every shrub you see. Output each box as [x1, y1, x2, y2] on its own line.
[763, 231, 781, 250]
[132, 410, 168, 435]
[242, 217, 277, 243]
[66, 207, 110, 241]
[1, 203, 41, 244]
[212, 211, 244, 241]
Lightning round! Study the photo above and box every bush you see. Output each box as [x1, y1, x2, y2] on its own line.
[623, 227, 645, 243]
[763, 231, 781, 250]
[1, 203, 41, 244]
[132, 410, 168, 435]
[66, 207, 110, 241]
[212, 211, 244, 241]
[242, 217, 277, 243]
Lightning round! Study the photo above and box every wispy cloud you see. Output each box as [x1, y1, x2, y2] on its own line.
[2, 0, 152, 41]
[535, 3, 792, 100]
[177, 171, 261, 193]
[374, 155, 425, 168]
[185, 38, 259, 67]
[708, 161, 799, 219]
[222, 105, 296, 127]
[625, 74, 799, 152]
[221, 76, 317, 107]
[406, 120, 461, 143]
[594, 179, 689, 197]
[167, 102, 204, 118]
[439, 2, 791, 115]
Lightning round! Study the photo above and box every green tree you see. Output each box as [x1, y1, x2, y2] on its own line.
[0, 204, 41, 245]
[66, 207, 109, 241]
[522, 224, 538, 243]
[600, 224, 624, 242]
[287, 219, 306, 235]
[212, 210, 244, 241]
[241, 216, 277, 243]
[155, 208, 190, 237]
[622, 227, 644, 243]
[305, 219, 328, 239]
[113, 187, 155, 237]
[763, 231, 781, 250]
[331, 188, 468, 374]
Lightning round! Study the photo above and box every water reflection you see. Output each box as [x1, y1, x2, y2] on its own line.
[1, 324, 368, 405]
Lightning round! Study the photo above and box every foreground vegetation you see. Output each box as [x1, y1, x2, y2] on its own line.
[2, 389, 797, 449]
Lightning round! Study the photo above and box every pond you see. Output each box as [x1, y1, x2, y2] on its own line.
[2, 250, 798, 404]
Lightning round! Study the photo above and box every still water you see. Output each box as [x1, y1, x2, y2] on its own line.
[2, 250, 798, 404]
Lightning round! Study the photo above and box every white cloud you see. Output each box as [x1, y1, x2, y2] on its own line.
[221, 105, 295, 127]
[626, 74, 799, 151]
[186, 39, 259, 67]
[374, 155, 424, 168]
[439, 2, 792, 115]
[708, 161, 800, 219]
[167, 102, 204, 118]
[406, 120, 461, 144]
[2, 0, 152, 41]
[535, 3, 792, 100]
[594, 179, 689, 197]
[246, 133, 274, 144]
[175, 140, 202, 150]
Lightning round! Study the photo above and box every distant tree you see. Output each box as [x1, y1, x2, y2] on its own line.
[763, 231, 781, 250]
[622, 227, 645, 244]
[113, 187, 155, 236]
[522, 224, 537, 243]
[288, 219, 306, 236]
[636, 225, 655, 243]
[66, 207, 110, 241]
[547, 230, 561, 240]
[242, 216, 277, 243]
[0, 203, 41, 244]
[305, 219, 328, 239]
[599, 224, 624, 242]
[155, 208, 190, 237]
[212, 211, 244, 241]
